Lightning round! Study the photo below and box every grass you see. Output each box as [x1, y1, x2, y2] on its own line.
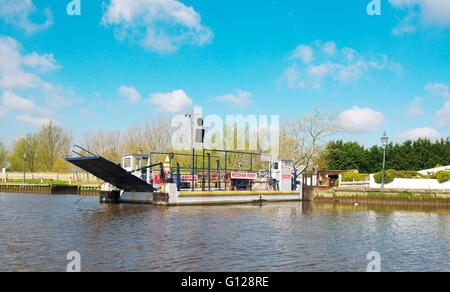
[3, 179, 102, 186]
[368, 192, 436, 199]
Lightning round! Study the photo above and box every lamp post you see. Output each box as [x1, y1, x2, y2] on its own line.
[23, 153, 27, 184]
[380, 131, 388, 188]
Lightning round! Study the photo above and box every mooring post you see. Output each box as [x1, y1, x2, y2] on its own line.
[176, 163, 180, 191]
[202, 149, 205, 191]
[217, 159, 220, 190]
[224, 151, 228, 190]
[192, 148, 195, 191]
[207, 153, 211, 191]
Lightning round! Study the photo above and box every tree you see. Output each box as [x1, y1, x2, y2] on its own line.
[0, 141, 7, 169]
[8, 135, 39, 172]
[322, 138, 450, 173]
[280, 107, 341, 168]
[22, 134, 39, 172]
[83, 129, 122, 163]
[38, 121, 71, 171]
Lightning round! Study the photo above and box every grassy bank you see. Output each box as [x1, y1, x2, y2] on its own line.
[3, 179, 101, 186]
[314, 188, 449, 207]
[0, 183, 100, 196]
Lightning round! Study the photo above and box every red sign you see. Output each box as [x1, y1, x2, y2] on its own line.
[231, 172, 257, 180]
[282, 174, 292, 180]
[181, 175, 198, 182]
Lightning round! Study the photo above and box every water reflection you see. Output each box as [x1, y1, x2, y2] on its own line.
[0, 193, 448, 271]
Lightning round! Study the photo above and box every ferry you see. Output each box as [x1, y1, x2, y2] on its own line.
[65, 145, 311, 206]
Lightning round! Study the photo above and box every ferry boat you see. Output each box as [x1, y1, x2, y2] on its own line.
[65, 146, 310, 206]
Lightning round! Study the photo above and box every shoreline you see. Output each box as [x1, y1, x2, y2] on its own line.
[1, 183, 449, 208]
[0, 183, 100, 196]
[314, 187, 450, 207]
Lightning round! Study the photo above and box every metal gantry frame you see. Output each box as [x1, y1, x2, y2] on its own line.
[199, 149, 272, 191]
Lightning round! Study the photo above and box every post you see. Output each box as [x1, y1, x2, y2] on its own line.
[207, 153, 211, 191]
[192, 148, 195, 191]
[176, 163, 180, 191]
[381, 146, 386, 188]
[224, 151, 228, 190]
[217, 159, 220, 190]
[380, 131, 389, 188]
[202, 149, 205, 191]
[23, 153, 26, 184]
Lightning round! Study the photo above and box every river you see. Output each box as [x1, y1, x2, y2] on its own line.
[0, 193, 448, 272]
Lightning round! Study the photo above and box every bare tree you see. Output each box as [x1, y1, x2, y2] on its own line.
[281, 107, 341, 168]
[141, 118, 171, 153]
[82, 129, 122, 163]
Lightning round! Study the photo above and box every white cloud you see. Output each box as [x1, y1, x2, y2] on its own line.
[118, 86, 141, 104]
[392, 11, 418, 36]
[280, 41, 398, 89]
[389, 0, 450, 34]
[101, 0, 213, 52]
[407, 97, 424, 117]
[290, 45, 313, 64]
[16, 114, 51, 127]
[1, 90, 55, 127]
[22, 52, 60, 72]
[0, 0, 53, 34]
[212, 89, 251, 108]
[0, 35, 71, 108]
[0, 36, 59, 88]
[424, 82, 450, 98]
[397, 127, 442, 141]
[1, 90, 50, 115]
[148, 89, 193, 114]
[436, 101, 450, 128]
[322, 41, 337, 55]
[339, 106, 385, 134]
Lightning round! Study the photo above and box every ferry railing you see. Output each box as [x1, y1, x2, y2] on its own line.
[70, 145, 98, 158]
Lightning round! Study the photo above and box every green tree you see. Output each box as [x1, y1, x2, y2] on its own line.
[0, 141, 7, 169]
[7, 134, 40, 172]
[322, 138, 450, 173]
[38, 121, 71, 171]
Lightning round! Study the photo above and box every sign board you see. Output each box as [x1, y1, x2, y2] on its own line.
[181, 175, 198, 182]
[231, 172, 257, 180]
[281, 174, 292, 180]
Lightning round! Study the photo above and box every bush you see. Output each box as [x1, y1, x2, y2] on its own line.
[435, 171, 450, 183]
[341, 171, 369, 182]
[373, 169, 425, 184]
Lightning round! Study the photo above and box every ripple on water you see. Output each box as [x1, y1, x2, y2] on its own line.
[0, 193, 448, 271]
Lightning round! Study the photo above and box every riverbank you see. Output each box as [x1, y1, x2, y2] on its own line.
[314, 187, 450, 207]
[0, 184, 100, 196]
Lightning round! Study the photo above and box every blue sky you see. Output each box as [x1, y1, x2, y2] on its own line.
[0, 0, 449, 147]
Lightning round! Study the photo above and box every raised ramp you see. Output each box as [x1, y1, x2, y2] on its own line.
[65, 156, 154, 192]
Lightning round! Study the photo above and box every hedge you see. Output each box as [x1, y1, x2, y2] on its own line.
[341, 171, 369, 182]
[373, 169, 427, 184]
[435, 171, 450, 183]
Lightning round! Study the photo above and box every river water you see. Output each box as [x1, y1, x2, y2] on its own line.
[0, 193, 448, 272]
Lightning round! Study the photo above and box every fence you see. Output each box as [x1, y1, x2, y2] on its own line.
[2, 172, 100, 182]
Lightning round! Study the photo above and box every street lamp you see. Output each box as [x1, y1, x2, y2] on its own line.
[380, 131, 388, 188]
[23, 153, 27, 184]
